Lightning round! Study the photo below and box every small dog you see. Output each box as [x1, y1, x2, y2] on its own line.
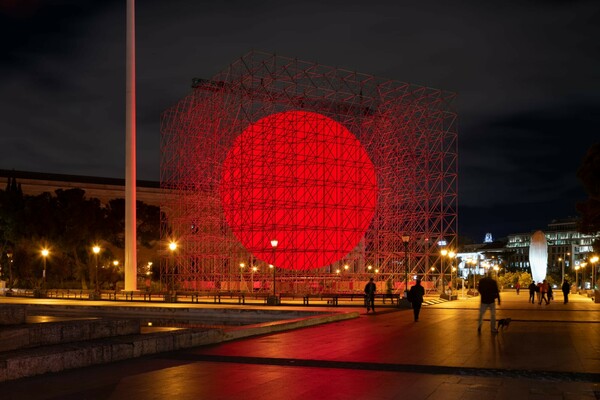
[496, 318, 512, 330]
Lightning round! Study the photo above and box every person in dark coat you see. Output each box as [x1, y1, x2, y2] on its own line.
[364, 277, 376, 313]
[477, 273, 501, 333]
[528, 281, 536, 304]
[407, 279, 425, 322]
[562, 279, 570, 304]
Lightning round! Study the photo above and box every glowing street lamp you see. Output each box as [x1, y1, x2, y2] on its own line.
[240, 263, 245, 292]
[41, 248, 49, 288]
[169, 242, 177, 292]
[269, 239, 278, 303]
[92, 246, 100, 293]
[440, 249, 448, 294]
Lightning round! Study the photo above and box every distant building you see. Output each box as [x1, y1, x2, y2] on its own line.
[457, 218, 599, 282]
[506, 218, 597, 276]
[0, 169, 162, 206]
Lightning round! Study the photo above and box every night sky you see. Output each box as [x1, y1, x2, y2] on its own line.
[1, 0, 599, 242]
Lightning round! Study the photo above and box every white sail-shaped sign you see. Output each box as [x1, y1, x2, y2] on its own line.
[529, 230, 548, 283]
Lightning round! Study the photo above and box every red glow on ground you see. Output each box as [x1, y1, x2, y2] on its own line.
[220, 110, 378, 270]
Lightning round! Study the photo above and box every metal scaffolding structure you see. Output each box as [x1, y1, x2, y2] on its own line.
[160, 51, 458, 294]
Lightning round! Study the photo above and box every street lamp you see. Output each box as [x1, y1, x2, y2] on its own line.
[440, 249, 448, 295]
[169, 242, 177, 293]
[269, 239, 278, 305]
[41, 248, 49, 289]
[401, 235, 410, 298]
[240, 263, 245, 292]
[575, 265, 580, 290]
[92, 246, 100, 293]
[251, 266, 257, 293]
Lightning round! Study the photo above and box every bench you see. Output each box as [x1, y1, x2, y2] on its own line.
[211, 292, 246, 304]
[176, 291, 200, 303]
[101, 290, 118, 300]
[122, 291, 137, 301]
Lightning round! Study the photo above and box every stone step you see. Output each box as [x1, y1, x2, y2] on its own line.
[0, 318, 140, 352]
[0, 327, 225, 382]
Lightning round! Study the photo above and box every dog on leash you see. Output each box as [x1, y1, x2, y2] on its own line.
[496, 318, 512, 330]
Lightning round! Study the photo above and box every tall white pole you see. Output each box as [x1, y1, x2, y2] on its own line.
[125, 0, 137, 291]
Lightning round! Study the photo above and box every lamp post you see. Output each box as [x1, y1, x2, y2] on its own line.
[575, 265, 580, 290]
[92, 246, 100, 293]
[440, 249, 448, 297]
[269, 239, 278, 305]
[169, 242, 177, 294]
[401, 235, 410, 298]
[251, 266, 257, 293]
[580, 262, 587, 290]
[41, 249, 49, 289]
[240, 263, 245, 292]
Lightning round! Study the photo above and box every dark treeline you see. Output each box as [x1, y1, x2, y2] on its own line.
[0, 177, 161, 290]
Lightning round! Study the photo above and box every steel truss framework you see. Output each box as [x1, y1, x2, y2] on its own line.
[160, 51, 458, 294]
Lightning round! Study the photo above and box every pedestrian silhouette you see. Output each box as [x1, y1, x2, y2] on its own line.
[540, 280, 549, 305]
[477, 272, 501, 333]
[528, 281, 536, 304]
[407, 279, 425, 322]
[364, 277, 376, 314]
[562, 279, 570, 304]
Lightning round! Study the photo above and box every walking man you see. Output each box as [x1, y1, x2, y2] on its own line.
[407, 279, 425, 322]
[528, 281, 536, 304]
[562, 279, 570, 304]
[540, 279, 550, 305]
[477, 272, 501, 333]
[364, 277, 376, 313]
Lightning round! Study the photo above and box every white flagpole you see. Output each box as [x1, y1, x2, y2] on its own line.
[125, 0, 137, 291]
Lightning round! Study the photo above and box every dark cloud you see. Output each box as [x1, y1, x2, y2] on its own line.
[1, 0, 599, 241]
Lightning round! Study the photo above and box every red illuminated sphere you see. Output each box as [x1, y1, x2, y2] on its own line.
[220, 110, 378, 270]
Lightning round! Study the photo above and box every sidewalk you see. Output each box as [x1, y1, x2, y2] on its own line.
[0, 290, 598, 399]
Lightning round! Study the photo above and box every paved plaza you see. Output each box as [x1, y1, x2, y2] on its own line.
[0, 290, 598, 399]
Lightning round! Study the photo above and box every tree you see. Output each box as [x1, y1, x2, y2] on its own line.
[105, 199, 161, 249]
[0, 177, 162, 289]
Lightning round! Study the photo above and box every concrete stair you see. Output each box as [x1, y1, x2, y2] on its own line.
[0, 303, 357, 382]
[0, 304, 223, 382]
